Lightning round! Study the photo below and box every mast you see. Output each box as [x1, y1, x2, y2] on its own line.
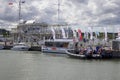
[19, 0, 21, 23]
[58, 0, 60, 23]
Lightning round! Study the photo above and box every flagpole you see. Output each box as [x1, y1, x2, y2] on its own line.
[19, 0, 21, 23]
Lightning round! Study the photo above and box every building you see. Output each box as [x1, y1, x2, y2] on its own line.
[14, 21, 74, 45]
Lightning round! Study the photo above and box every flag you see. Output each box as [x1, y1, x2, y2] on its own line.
[51, 27, 56, 40]
[95, 31, 99, 38]
[88, 27, 93, 40]
[72, 28, 77, 42]
[104, 27, 107, 41]
[64, 26, 69, 38]
[8, 2, 13, 5]
[72, 28, 77, 38]
[118, 28, 120, 37]
[61, 27, 66, 39]
[78, 29, 83, 41]
[84, 32, 88, 39]
[21, 1, 25, 3]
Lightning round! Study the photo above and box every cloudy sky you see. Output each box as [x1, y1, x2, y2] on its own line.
[0, 0, 120, 31]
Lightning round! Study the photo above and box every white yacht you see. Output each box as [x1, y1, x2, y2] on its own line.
[41, 39, 74, 54]
[11, 42, 30, 51]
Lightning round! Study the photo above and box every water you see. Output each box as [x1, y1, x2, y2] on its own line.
[0, 50, 120, 80]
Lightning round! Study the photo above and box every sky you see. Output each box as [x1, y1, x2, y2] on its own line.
[0, 0, 120, 32]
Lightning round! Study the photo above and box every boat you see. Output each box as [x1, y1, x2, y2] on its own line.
[66, 42, 103, 59]
[66, 49, 102, 59]
[41, 39, 74, 54]
[11, 42, 30, 51]
[66, 49, 86, 58]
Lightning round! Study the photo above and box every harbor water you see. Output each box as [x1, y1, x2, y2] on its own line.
[0, 50, 120, 80]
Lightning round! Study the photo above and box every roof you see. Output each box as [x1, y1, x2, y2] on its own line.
[45, 39, 73, 42]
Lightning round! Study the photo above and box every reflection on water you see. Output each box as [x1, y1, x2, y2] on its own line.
[0, 50, 120, 80]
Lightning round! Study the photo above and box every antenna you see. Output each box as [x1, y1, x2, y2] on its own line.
[57, 0, 63, 24]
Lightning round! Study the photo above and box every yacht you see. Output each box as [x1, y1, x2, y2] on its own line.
[41, 39, 74, 54]
[11, 42, 30, 51]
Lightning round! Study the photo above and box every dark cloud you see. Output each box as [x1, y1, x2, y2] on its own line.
[69, 0, 88, 4]
[0, 0, 120, 29]
[99, 17, 120, 25]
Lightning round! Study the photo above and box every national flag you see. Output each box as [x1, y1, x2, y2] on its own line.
[8, 2, 13, 5]
[78, 29, 83, 41]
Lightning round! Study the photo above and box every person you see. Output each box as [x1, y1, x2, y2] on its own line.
[86, 45, 93, 56]
[79, 44, 86, 54]
[74, 42, 79, 54]
[95, 45, 103, 54]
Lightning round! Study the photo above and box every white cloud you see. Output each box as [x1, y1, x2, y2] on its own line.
[0, 0, 120, 31]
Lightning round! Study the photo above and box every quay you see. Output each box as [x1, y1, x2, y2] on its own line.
[29, 46, 41, 51]
[3, 45, 13, 50]
[3, 45, 41, 51]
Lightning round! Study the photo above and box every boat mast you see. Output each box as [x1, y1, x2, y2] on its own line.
[57, 0, 60, 23]
[19, 0, 21, 23]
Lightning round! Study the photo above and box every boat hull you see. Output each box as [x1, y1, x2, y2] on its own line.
[11, 45, 30, 51]
[66, 50, 102, 59]
[42, 47, 68, 54]
[11, 47, 29, 51]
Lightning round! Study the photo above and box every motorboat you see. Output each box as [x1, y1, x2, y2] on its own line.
[41, 39, 74, 54]
[11, 42, 30, 51]
[66, 49, 101, 59]
[66, 42, 102, 59]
